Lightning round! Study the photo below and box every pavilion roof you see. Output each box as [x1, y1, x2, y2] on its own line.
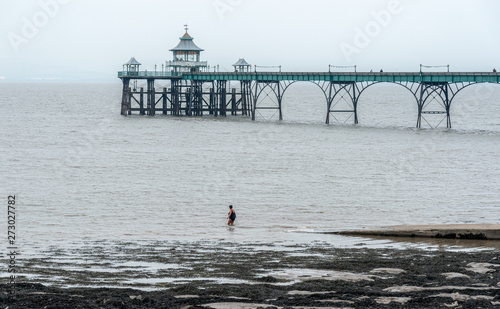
[170, 32, 204, 52]
[124, 57, 141, 65]
[233, 58, 251, 67]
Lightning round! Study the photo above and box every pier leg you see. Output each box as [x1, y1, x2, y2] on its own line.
[193, 83, 198, 116]
[231, 88, 237, 115]
[190, 84, 196, 116]
[417, 82, 452, 129]
[352, 84, 358, 125]
[147, 85, 151, 115]
[277, 82, 283, 121]
[241, 82, 247, 116]
[217, 81, 227, 117]
[223, 82, 227, 117]
[326, 82, 333, 124]
[444, 85, 451, 128]
[209, 88, 215, 116]
[139, 87, 145, 115]
[147, 79, 155, 116]
[120, 78, 130, 115]
[252, 81, 258, 121]
[163, 88, 167, 115]
[195, 82, 203, 116]
[324, 81, 373, 125]
[247, 82, 254, 116]
[127, 87, 132, 115]
[186, 87, 192, 116]
[172, 81, 179, 116]
[417, 84, 424, 128]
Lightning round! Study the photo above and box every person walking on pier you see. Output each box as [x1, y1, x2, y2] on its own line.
[227, 205, 236, 226]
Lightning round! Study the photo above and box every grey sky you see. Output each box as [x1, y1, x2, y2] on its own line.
[1, 0, 499, 81]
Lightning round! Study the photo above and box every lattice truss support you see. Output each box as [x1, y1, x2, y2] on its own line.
[120, 78, 476, 129]
[251, 80, 294, 121]
[416, 82, 475, 129]
[323, 81, 376, 125]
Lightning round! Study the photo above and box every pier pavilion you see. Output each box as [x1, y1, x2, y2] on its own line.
[233, 59, 252, 73]
[118, 28, 500, 128]
[123, 57, 141, 75]
[167, 24, 208, 74]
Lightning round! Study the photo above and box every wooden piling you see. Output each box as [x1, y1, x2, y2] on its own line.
[127, 87, 132, 115]
[231, 88, 237, 115]
[162, 88, 167, 115]
[171, 82, 179, 116]
[197, 84, 203, 116]
[147, 79, 155, 116]
[120, 77, 248, 118]
[139, 87, 145, 115]
[240, 83, 247, 116]
[120, 78, 130, 115]
[186, 88, 192, 116]
[220, 82, 227, 117]
[209, 88, 215, 115]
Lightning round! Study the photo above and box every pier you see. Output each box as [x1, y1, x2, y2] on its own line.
[118, 27, 500, 128]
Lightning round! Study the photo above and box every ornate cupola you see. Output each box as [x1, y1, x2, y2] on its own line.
[233, 58, 251, 72]
[167, 25, 208, 73]
[124, 57, 141, 73]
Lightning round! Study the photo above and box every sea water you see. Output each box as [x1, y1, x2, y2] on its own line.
[1, 81, 499, 265]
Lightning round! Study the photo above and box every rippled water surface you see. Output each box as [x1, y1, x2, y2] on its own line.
[1, 81, 499, 247]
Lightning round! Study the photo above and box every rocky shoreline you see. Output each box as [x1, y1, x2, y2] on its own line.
[2, 241, 500, 308]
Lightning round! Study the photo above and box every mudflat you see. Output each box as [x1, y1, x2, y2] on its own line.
[2, 241, 500, 308]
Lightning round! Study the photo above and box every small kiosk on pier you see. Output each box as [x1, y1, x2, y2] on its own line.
[233, 58, 251, 73]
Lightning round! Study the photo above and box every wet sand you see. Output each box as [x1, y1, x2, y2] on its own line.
[2, 241, 500, 308]
[334, 224, 500, 240]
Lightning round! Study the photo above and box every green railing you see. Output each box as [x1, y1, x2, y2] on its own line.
[184, 72, 500, 83]
[118, 71, 181, 78]
[118, 71, 500, 83]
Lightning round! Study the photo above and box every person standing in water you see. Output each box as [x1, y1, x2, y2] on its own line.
[227, 205, 236, 226]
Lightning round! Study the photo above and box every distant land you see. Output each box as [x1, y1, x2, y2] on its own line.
[0, 67, 117, 82]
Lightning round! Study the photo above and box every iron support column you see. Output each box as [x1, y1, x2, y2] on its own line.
[277, 82, 283, 121]
[352, 83, 358, 125]
[251, 81, 258, 121]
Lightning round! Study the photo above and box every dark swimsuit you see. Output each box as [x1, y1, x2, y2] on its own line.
[229, 211, 236, 221]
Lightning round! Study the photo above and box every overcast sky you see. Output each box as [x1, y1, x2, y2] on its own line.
[1, 0, 499, 80]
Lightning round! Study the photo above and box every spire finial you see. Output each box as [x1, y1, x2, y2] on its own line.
[184, 24, 189, 32]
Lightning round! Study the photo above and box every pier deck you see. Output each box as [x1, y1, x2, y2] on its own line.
[118, 71, 500, 83]
[118, 71, 500, 128]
